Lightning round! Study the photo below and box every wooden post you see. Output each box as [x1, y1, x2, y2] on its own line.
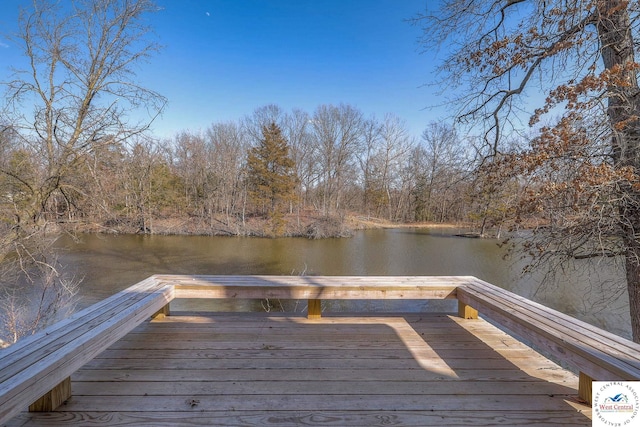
[29, 377, 71, 412]
[308, 299, 321, 319]
[152, 303, 170, 319]
[458, 301, 478, 319]
[578, 371, 593, 405]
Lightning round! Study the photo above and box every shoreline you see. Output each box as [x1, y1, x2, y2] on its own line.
[62, 214, 473, 239]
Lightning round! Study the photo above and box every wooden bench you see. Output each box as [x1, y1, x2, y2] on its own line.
[154, 274, 462, 318]
[456, 277, 640, 403]
[3, 273, 640, 424]
[0, 277, 173, 424]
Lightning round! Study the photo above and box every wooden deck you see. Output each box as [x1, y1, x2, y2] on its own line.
[7, 312, 591, 426]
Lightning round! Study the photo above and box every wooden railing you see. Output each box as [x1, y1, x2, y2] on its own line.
[1, 274, 640, 424]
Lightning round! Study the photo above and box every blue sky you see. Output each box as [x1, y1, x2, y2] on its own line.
[1, 1, 442, 139]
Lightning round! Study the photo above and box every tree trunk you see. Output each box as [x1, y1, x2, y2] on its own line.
[597, 1, 640, 341]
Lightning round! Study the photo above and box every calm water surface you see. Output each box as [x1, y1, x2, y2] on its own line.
[54, 228, 632, 339]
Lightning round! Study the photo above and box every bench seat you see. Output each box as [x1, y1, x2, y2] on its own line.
[0, 277, 173, 424]
[456, 278, 640, 402]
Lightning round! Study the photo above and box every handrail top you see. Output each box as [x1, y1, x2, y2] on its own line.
[154, 274, 464, 300]
[153, 274, 476, 287]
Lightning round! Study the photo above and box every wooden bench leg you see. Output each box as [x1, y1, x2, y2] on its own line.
[308, 299, 321, 319]
[29, 377, 71, 412]
[458, 301, 478, 319]
[578, 371, 593, 405]
[152, 303, 170, 319]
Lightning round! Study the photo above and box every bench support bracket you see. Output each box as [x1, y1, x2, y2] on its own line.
[308, 299, 321, 319]
[153, 303, 170, 319]
[29, 376, 71, 412]
[458, 301, 478, 319]
[578, 371, 593, 405]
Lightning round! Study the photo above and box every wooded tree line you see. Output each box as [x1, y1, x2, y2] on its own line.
[2, 103, 488, 238]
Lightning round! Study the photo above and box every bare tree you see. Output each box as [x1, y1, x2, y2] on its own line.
[0, 0, 164, 343]
[172, 131, 209, 217]
[376, 114, 416, 220]
[416, 1, 640, 341]
[415, 122, 468, 223]
[1, 249, 78, 345]
[4, 0, 165, 225]
[243, 104, 285, 144]
[205, 121, 248, 227]
[282, 109, 315, 212]
[123, 136, 179, 234]
[358, 116, 383, 217]
[311, 104, 364, 216]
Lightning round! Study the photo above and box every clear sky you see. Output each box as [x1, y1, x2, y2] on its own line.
[1, 0, 442, 139]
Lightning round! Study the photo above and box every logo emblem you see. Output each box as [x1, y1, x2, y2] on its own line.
[593, 382, 640, 426]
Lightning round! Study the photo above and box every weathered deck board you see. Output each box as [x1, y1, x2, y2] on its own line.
[4, 410, 591, 426]
[8, 313, 591, 426]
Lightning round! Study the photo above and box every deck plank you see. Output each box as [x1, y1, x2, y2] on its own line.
[8, 313, 592, 426]
[6, 410, 591, 426]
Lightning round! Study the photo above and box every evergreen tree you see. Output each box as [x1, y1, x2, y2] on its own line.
[246, 123, 298, 225]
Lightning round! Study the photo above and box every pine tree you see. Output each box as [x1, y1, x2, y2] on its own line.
[246, 123, 298, 229]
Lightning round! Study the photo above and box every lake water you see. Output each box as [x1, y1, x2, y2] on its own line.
[53, 228, 632, 339]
